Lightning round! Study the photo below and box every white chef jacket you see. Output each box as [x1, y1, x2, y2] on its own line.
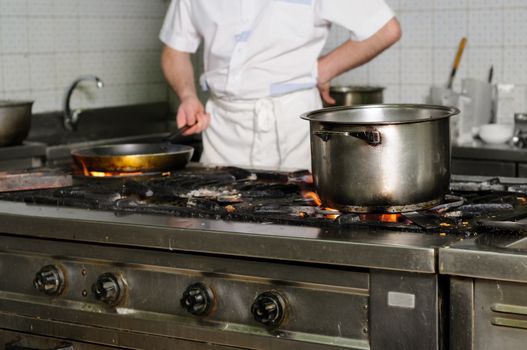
[160, 0, 395, 170]
[160, 0, 395, 100]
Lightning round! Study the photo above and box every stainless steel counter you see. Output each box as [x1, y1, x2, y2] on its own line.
[453, 140, 527, 162]
[452, 140, 527, 176]
[2, 196, 527, 278]
[0, 142, 46, 170]
[0, 200, 455, 273]
[440, 230, 527, 283]
[2, 195, 527, 278]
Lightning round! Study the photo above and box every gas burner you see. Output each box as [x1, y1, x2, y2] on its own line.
[2, 168, 527, 236]
[74, 169, 168, 179]
[86, 171, 165, 178]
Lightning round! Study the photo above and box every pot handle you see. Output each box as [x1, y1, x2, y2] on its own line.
[314, 128, 382, 145]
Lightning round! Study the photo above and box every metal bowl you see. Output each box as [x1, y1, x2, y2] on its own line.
[0, 100, 34, 146]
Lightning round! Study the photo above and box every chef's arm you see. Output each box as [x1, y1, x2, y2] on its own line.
[161, 45, 210, 135]
[318, 17, 401, 104]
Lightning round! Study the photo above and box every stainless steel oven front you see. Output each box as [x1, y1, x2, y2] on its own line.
[0, 234, 445, 350]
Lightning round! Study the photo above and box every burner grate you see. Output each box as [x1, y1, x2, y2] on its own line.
[2, 167, 527, 236]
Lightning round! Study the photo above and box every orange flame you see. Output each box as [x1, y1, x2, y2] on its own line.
[380, 214, 400, 223]
[301, 191, 341, 219]
[325, 213, 340, 220]
[302, 191, 322, 206]
[87, 171, 144, 177]
[360, 213, 401, 223]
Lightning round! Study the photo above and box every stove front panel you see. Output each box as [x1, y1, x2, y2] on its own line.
[0, 235, 371, 349]
[474, 279, 527, 350]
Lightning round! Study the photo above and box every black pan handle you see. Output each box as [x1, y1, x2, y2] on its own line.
[164, 124, 195, 144]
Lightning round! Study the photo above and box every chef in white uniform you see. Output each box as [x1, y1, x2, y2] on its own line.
[160, 0, 401, 170]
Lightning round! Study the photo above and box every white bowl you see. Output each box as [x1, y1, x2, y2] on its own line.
[478, 123, 514, 144]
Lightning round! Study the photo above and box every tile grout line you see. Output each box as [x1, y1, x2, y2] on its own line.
[76, 0, 83, 109]
[25, 0, 33, 102]
[0, 0, 4, 96]
[465, 0, 469, 81]
[399, 34, 403, 101]
[501, 1, 505, 83]
[431, 1, 436, 91]
[52, 0, 58, 111]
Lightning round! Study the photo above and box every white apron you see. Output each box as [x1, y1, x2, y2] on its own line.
[200, 88, 322, 171]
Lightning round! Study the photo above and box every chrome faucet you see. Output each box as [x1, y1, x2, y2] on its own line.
[63, 75, 104, 131]
[511, 129, 526, 149]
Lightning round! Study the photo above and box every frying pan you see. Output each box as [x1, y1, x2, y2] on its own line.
[71, 126, 194, 173]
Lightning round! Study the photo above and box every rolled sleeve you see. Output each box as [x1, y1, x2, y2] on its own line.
[318, 0, 395, 41]
[159, 0, 201, 53]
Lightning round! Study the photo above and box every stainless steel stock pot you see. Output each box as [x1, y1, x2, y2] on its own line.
[301, 104, 460, 213]
[327, 85, 384, 107]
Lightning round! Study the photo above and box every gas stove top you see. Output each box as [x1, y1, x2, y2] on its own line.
[0, 166, 527, 278]
[1, 166, 526, 237]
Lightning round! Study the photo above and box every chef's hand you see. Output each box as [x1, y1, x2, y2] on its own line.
[176, 95, 211, 136]
[317, 58, 336, 106]
[317, 80, 336, 105]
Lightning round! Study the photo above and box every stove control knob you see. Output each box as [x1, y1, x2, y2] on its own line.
[92, 273, 126, 306]
[181, 283, 214, 316]
[251, 291, 287, 328]
[33, 265, 65, 296]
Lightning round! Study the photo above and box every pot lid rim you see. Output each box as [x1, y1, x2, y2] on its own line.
[71, 144, 195, 158]
[0, 100, 34, 108]
[329, 85, 385, 93]
[300, 103, 460, 124]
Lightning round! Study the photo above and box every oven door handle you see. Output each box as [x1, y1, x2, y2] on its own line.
[5, 341, 74, 350]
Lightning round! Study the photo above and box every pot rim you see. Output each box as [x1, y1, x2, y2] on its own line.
[329, 85, 385, 93]
[300, 103, 460, 125]
[0, 100, 34, 108]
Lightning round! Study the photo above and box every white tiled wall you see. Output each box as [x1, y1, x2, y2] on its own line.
[3, 0, 526, 115]
[324, 0, 527, 113]
[0, 0, 170, 113]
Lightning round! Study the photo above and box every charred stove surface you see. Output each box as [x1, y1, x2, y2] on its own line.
[0, 167, 526, 237]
